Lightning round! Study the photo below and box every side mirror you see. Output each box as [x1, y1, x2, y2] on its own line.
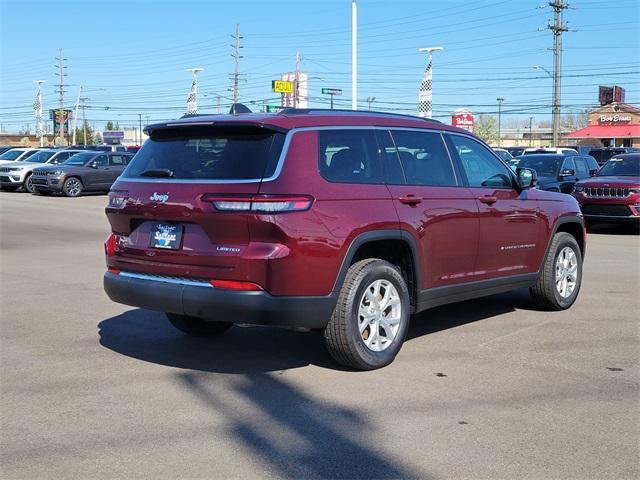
[589, 169, 598, 176]
[559, 168, 575, 177]
[516, 167, 537, 189]
[88, 160, 99, 168]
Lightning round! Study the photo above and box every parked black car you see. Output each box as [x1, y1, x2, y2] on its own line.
[31, 151, 133, 197]
[515, 153, 599, 193]
[588, 147, 640, 166]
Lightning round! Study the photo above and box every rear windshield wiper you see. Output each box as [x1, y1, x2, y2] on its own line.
[139, 168, 174, 178]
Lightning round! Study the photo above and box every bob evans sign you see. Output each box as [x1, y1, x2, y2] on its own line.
[599, 114, 632, 124]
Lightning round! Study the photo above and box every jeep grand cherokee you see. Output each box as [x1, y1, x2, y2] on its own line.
[104, 108, 586, 370]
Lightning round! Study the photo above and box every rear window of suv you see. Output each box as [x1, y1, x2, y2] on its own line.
[123, 126, 286, 181]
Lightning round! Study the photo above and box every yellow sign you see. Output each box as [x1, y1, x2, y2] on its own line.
[272, 80, 294, 94]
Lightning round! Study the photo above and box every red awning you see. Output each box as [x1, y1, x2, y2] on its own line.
[565, 124, 640, 139]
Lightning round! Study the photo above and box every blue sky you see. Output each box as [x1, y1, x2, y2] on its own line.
[1, 0, 638, 133]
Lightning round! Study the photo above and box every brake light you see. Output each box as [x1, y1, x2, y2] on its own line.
[209, 279, 263, 291]
[202, 194, 314, 213]
[107, 267, 121, 274]
[108, 190, 129, 209]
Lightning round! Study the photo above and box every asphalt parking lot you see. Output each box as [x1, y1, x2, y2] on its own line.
[1, 191, 638, 480]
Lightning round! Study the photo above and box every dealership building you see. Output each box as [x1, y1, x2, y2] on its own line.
[565, 102, 640, 147]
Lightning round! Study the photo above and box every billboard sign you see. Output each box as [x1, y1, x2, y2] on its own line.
[49, 109, 73, 134]
[272, 80, 294, 94]
[599, 85, 626, 106]
[452, 110, 474, 132]
[321, 88, 342, 96]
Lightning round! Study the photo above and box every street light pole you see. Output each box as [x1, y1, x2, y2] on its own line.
[186, 67, 204, 114]
[351, 0, 358, 110]
[497, 97, 504, 147]
[418, 46, 443, 119]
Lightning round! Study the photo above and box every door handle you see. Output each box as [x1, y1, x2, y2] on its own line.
[479, 195, 497, 205]
[398, 195, 422, 206]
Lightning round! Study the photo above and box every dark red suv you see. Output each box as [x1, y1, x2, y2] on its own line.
[104, 108, 586, 370]
[572, 153, 640, 225]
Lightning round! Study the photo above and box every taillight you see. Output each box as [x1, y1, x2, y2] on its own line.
[202, 194, 314, 213]
[108, 190, 129, 209]
[209, 279, 263, 291]
[104, 233, 118, 256]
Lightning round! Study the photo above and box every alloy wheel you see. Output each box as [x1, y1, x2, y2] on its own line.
[358, 279, 402, 352]
[555, 246, 578, 298]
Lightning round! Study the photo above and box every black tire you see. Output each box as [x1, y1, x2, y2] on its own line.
[530, 232, 583, 310]
[324, 259, 410, 370]
[0, 186, 18, 192]
[166, 313, 233, 337]
[62, 177, 83, 197]
[23, 173, 35, 193]
[36, 190, 53, 196]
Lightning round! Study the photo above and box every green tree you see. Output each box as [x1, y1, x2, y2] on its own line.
[105, 121, 115, 130]
[473, 114, 499, 145]
[72, 121, 96, 145]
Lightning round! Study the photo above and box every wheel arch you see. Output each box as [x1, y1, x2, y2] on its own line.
[332, 230, 420, 310]
[539, 216, 586, 274]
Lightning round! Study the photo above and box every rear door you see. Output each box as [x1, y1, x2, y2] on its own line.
[86, 154, 109, 188]
[446, 133, 543, 281]
[106, 154, 129, 184]
[380, 129, 479, 289]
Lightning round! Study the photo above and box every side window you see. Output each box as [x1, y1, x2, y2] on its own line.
[54, 152, 69, 162]
[375, 130, 405, 184]
[389, 130, 457, 186]
[584, 155, 599, 172]
[447, 135, 512, 188]
[574, 157, 588, 175]
[109, 155, 126, 166]
[318, 129, 383, 184]
[561, 157, 576, 172]
[94, 155, 108, 167]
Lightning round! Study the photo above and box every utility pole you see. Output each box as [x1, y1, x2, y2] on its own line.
[80, 96, 88, 145]
[366, 96, 376, 111]
[497, 97, 504, 147]
[294, 51, 301, 107]
[548, 0, 569, 146]
[529, 116, 534, 146]
[55, 48, 67, 144]
[138, 113, 143, 145]
[230, 24, 243, 104]
[351, 0, 358, 110]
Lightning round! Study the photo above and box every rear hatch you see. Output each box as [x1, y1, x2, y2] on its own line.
[106, 123, 287, 280]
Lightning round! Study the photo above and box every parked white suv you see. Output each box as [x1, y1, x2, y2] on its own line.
[0, 149, 83, 192]
[0, 148, 40, 164]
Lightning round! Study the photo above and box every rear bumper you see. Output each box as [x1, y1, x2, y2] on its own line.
[103, 271, 335, 329]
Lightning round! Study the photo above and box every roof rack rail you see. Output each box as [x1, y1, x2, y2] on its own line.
[277, 108, 442, 123]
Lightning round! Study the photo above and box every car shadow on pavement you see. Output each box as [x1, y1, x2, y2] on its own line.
[98, 289, 534, 373]
[407, 288, 533, 341]
[177, 371, 426, 479]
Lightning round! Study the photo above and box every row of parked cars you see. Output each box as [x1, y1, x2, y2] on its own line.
[0, 146, 135, 196]
[491, 146, 640, 226]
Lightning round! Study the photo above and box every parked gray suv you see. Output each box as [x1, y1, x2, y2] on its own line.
[32, 151, 133, 197]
